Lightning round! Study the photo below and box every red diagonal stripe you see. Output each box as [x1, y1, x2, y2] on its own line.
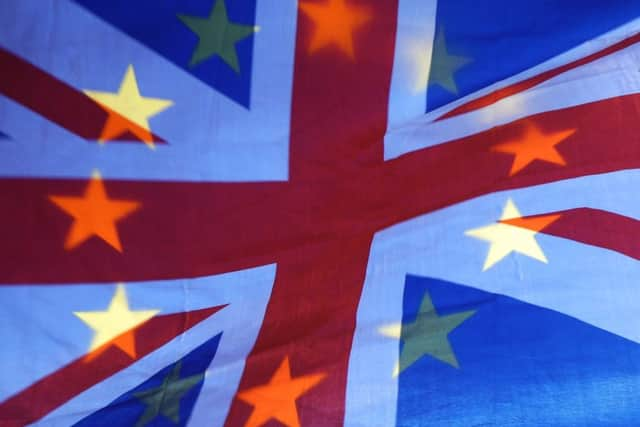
[0, 305, 225, 426]
[378, 92, 640, 227]
[437, 32, 640, 120]
[0, 47, 165, 144]
[503, 207, 640, 261]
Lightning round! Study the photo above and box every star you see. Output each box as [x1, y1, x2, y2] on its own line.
[492, 123, 576, 176]
[428, 29, 472, 94]
[48, 171, 141, 252]
[74, 284, 159, 359]
[133, 361, 204, 427]
[407, 38, 433, 93]
[379, 291, 475, 375]
[178, 0, 257, 73]
[299, 0, 371, 59]
[237, 357, 326, 427]
[465, 198, 560, 271]
[84, 65, 173, 148]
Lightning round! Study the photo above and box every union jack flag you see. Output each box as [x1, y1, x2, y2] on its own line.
[2, 0, 640, 426]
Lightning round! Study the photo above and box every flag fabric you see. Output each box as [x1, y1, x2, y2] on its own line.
[1, 1, 640, 426]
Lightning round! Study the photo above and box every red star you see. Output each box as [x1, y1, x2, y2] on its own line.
[49, 172, 140, 252]
[492, 123, 575, 176]
[299, 0, 371, 58]
[237, 357, 325, 427]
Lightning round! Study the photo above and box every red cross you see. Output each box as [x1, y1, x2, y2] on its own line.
[1, 1, 639, 426]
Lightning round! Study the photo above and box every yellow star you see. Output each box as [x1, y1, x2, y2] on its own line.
[465, 199, 557, 271]
[407, 38, 432, 93]
[379, 291, 475, 376]
[429, 29, 471, 94]
[84, 65, 173, 148]
[74, 284, 159, 358]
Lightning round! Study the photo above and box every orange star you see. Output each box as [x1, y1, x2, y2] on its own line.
[299, 0, 371, 59]
[237, 357, 326, 427]
[49, 171, 141, 252]
[501, 213, 562, 233]
[492, 123, 576, 176]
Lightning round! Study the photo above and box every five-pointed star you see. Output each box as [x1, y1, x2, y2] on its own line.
[178, 0, 257, 73]
[465, 198, 559, 271]
[299, 0, 371, 59]
[84, 65, 173, 148]
[237, 357, 326, 427]
[133, 361, 204, 427]
[428, 29, 472, 94]
[380, 291, 475, 375]
[492, 123, 576, 176]
[74, 284, 159, 358]
[408, 39, 433, 92]
[48, 171, 141, 252]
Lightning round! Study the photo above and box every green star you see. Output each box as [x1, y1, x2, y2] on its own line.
[380, 291, 476, 375]
[429, 29, 472, 94]
[178, 0, 256, 73]
[133, 361, 204, 427]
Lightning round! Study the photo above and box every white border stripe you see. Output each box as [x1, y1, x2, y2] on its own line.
[386, 0, 437, 130]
